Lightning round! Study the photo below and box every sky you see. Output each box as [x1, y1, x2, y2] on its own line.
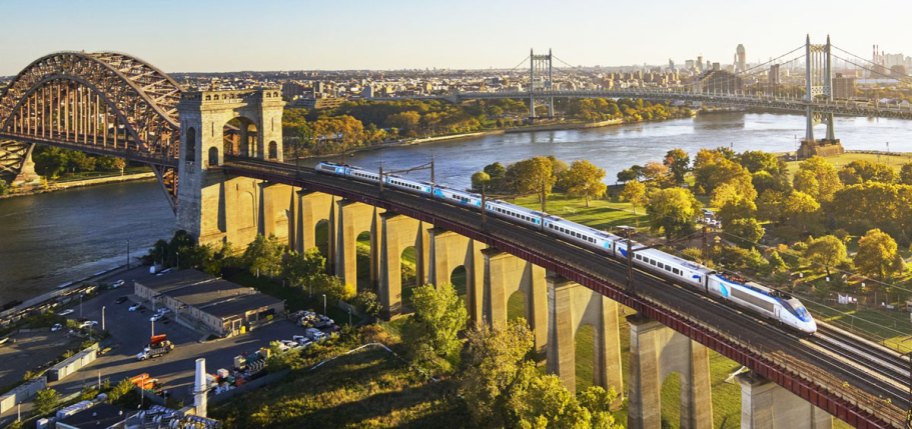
[0, 0, 909, 75]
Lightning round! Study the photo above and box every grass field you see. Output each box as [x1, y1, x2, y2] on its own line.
[784, 151, 912, 176]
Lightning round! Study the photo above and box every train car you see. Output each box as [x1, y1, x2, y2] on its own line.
[434, 187, 482, 208]
[316, 161, 349, 175]
[485, 200, 543, 228]
[706, 273, 816, 333]
[543, 216, 616, 252]
[627, 246, 714, 288]
[384, 175, 433, 194]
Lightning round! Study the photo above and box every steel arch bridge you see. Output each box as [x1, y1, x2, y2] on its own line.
[0, 52, 183, 210]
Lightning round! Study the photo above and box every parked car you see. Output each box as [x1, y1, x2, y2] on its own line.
[115, 296, 128, 304]
[111, 279, 125, 288]
[305, 328, 327, 341]
[51, 323, 63, 332]
[57, 309, 74, 316]
[149, 313, 165, 322]
[157, 308, 171, 315]
[79, 320, 98, 329]
[128, 303, 141, 312]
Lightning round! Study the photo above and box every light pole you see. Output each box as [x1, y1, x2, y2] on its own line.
[348, 307, 352, 326]
[126, 239, 131, 270]
[322, 294, 327, 316]
[79, 293, 83, 318]
[101, 306, 106, 331]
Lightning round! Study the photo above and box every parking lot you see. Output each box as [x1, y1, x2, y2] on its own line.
[0, 329, 80, 389]
[47, 267, 303, 402]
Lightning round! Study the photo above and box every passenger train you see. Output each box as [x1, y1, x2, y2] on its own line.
[316, 161, 817, 334]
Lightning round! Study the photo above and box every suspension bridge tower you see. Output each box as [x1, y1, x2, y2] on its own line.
[798, 35, 844, 159]
[529, 49, 554, 121]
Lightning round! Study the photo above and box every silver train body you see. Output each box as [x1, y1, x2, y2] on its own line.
[316, 161, 817, 334]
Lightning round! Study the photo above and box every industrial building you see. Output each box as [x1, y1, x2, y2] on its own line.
[134, 270, 284, 336]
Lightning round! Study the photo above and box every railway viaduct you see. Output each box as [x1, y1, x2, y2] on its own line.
[176, 88, 838, 429]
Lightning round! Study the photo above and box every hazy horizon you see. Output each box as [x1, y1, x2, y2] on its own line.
[1, 0, 909, 76]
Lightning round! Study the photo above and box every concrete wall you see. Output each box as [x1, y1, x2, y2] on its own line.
[482, 249, 548, 352]
[427, 228, 485, 323]
[627, 316, 712, 429]
[738, 372, 833, 429]
[378, 213, 429, 316]
[546, 273, 623, 395]
[0, 376, 47, 414]
[334, 200, 383, 292]
[48, 343, 98, 381]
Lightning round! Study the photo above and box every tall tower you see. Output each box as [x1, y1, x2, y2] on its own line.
[735, 44, 746, 73]
[176, 88, 287, 247]
[798, 35, 843, 159]
[529, 49, 554, 120]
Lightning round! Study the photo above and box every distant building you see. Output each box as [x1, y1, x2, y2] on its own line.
[134, 270, 284, 337]
[291, 95, 347, 110]
[833, 73, 856, 99]
[692, 69, 743, 94]
[735, 44, 746, 73]
[766, 64, 781, 94]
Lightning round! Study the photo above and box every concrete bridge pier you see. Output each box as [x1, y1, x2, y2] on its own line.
[481, 249, 548, 352]
[737, 372, 832, 429]
[627, 315, 712, 429]
[334, 199, 383, 292]
[427, 227, 485, 323]
[546, 272, 623, 395]
[259, 182, 293, 243]
[378, 213, 429, 317]
[292, 191, 336, 255]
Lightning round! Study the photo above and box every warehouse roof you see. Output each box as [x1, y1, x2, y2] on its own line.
[137, 269, 282, 320]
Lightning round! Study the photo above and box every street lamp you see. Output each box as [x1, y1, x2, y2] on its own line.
[322, 294, 327, 316]
[101, 306, 106, 331]
[126, 240, 131, 270]
[348, 307, 352, 326]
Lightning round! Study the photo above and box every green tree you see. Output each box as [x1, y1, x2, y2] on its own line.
[804, 235, 848, 277]
[461, 319, 535, 427]
[108, 378, 135, 403]
[663, 148, 690, 185]
[282, 248, 326, 287]
[620, 180, 647, 214]
[401, 283, 467, 375]
[243, 234, 285, 278]
[693, 148, 751, 195]
[558, 160, 607, 207]
[768, 250, 789, 273]
[509, 373, 590, 429]
[793, 156, 842, 202]
[838, 160, 896, 184]
[782, 191, 821, 232]
[646, 187, 701, 241]
[856, 229, 902, 280]
[352, 290, 381, 319]
[34, 387, 60, 416]
[724, 218, 765, 245]
[386, 111, 422, 135]
[900, 163, 912, 185]
[505, 157, 556, 202]
[576, 386, 622, 429]
[471, 171, 491, 192]
[0, 179, 9, 196]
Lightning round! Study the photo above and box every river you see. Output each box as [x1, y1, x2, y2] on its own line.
[3, 112, 912, 305]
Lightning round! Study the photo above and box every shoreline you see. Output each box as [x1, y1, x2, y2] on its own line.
[310, 114, 692, 159]
[0, 171, 157, 200]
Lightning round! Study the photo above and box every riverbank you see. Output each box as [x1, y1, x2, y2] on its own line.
[311, 115, 685, 160]
[0, 171, 156, 200]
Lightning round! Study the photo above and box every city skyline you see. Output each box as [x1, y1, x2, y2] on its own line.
[0, 0, 910, 75]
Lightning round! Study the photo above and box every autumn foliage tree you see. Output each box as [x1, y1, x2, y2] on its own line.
[558, 160, 607, 207]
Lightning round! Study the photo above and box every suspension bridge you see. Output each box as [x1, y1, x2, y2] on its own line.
[374, 35, 912, 158]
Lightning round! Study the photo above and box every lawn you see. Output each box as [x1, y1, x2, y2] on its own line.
[211, 340, 468, 428]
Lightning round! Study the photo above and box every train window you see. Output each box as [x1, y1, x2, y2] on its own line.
[650, 260, 656, 266]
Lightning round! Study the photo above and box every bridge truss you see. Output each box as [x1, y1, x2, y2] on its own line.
[0, 52, 183, 209]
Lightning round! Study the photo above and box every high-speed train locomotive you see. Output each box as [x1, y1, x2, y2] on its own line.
[317, 161, 817, 334]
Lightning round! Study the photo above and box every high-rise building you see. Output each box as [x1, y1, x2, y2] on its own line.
[833, 73, 856, 99]
[735, 44, 747, 73]
[696, 55, 704, 72]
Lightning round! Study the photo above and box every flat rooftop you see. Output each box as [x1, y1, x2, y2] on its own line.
[136, 269, 282, 319]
